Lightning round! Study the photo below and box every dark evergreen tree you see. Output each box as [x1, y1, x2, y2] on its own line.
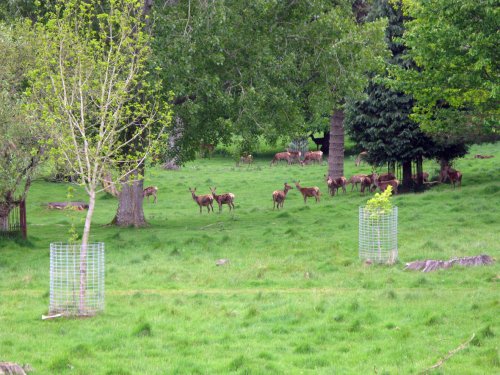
[345, 0, 468, 190]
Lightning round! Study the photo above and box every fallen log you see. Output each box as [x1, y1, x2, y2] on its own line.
[405, 255, 494, 272]
[47, 202, 89, 211]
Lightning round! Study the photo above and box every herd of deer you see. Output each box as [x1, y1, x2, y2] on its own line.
[142, 150, 464, 213]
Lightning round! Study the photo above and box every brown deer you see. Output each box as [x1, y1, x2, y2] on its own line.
[348, 174, 369, 191]
[237, 154, 253, 166]
[324, 175, 347, 196]
[189, 187, 214, 213]
[355, 151, 368, 167]
[272, 182, 293, 209]
[301, 151, 323, 165]
[359, 176, 373, 194]
[270, 152, 292, 166]
[295, 181, 320, 203]
[143, 186, 158, 203]
[210, 187, 235, 212]
[443, 166, 462, 188]
[371, 174, 399, 194]
[287, 150, 302, 164]
[377, 172, 396, 182]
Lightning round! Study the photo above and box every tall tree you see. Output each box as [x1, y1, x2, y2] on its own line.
[0, 21, 45, 230]
[153, 1, 387, 170]
[393, 0, 499, 137]
[29, 0, 168, 312]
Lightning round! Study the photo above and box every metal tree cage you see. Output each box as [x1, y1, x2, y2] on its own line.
[49, 242, 105, 316]
[359, 207, 398, 264]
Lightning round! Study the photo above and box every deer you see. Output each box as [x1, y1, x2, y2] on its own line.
[189, 187, 214, 213]
[301, 151, 323, 165]
[287, 150, 302, 164]
[143, 186, 158, 203]
[272, 182, 293, 209]
[348, 174, 370, 191]
[443, 166, 462, 188]
[237, 154, 253, 166]
[309, 133, 324, 151]
[359, 176, 373, 194]
[324, 175, 347, 196]
[355, 151, 368, 167]
[210, 187, 235, 212]
[371, 174, 399, 194]
[270, 152, 292, 166]
[199, 143, 215, 158]
[295, 181, 321, 203]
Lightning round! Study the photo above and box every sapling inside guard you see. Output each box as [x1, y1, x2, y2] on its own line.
[359, 186, 398, 264]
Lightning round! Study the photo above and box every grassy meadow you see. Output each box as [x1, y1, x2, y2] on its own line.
[0, 142, 499, 374]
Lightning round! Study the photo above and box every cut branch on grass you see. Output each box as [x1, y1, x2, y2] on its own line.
[421, 333, 476, 374]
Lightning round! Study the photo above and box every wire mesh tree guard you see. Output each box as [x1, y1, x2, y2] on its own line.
[49, 242, 105, 316]
[359, 206, 398, 264]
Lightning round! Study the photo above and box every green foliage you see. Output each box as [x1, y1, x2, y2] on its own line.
[153, 1, 388, 159]
[366, 185, 393, 216]
[0, 20, 45, 201]
[391, 0, 499, 137]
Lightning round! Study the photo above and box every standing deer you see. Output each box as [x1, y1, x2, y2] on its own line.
[143, 186, 158, 203]
[287, 150, 302, 164]
[199, 143, 215, 158]
[210, 187, 235, 212]
[295, 181, 321, 203]
[348, 174, 369, 191]
[355, 151, 368, 167]
[443, 166, 462, 188]
[270, 152, 292, 166]
[371, 174, 399, 194]
[272, 182, 293, 209]
[412, 172, 429, 183]
[309, 133, 324, 151]
[237, 154, 253, 166]
[189, 187, 214, 213]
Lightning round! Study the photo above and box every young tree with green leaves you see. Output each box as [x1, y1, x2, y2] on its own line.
[29, 0, 169, 313]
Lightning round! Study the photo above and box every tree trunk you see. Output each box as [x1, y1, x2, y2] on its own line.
[111, 169, 147, 227]
[401, 160, 413, 192]
[162, 116, 183, 170]
[328, 110, 345, 179]
[80, 188, 96, 313]
[415, 156, 425, 191]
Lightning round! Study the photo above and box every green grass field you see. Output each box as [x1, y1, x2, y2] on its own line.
[1, 142, 499, 374]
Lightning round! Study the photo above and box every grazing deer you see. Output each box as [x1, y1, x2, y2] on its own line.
[443, 166, 462, 188]
[237, 154, 253, 166]
[309, 133, 324, 151]
[371, 174, 399, 194]
[287, 150, 302, 164]
[355, 151, 368, 167]
[210, 187, 235, 212]
[412, 172, 429, 183]
[325, 175, 347, 196]
[189, 187, 214, 213]
[295, 181, 320, 203]
[143, 186, 158, 203]
[270, 152, 292, 166]
[272, 182, 293, 209]
[348, 174, 369, 191]
[301, 151, 323, 165]
[377, 172, 396, 182]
